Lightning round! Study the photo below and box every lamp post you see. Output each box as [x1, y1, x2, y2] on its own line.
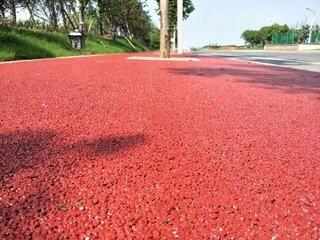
[306, 8, 317, 44]
[177, 0, 183, 54]
[68, 30, 85, 49]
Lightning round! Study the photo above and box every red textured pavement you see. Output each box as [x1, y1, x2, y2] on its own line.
[0, 53, 320, 239]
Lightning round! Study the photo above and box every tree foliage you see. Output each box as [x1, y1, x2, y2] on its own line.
[156, 0, 194, 32]
[0, 0, 159, 46]
[292, 24, 319, 43]
[241, 30, 260, 46]
[242, 23, 320, 46]
[242, 24, 289, 46]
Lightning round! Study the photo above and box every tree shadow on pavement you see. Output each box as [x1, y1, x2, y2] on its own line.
[0, 130, 148, 238]
[67, 134, 147, 156]
[0, 130, 148, 181]
[167, 65, 320, 97]
[0, 130, 56, 181]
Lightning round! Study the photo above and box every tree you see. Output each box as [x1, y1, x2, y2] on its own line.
[58, 0, 68, 30]
[124, 1, 152, 42]
[9, 0, 17, 24]
[242, 23, 290, 46]
[0, 0, 155, 46]
[20, 0, 37, 26]
[94, 0, 152, 41]
[148, 26, 160, 49]
[0, 0, 5, 20]
[259, 24, 289, 45]
[46, 0, 59, 30]
[241, 30, 261, 46]
[156, 0, 194, 32]
[290, 24, 319, 44]
[157, 0, 194, 57]
[77, 0, 90, 32]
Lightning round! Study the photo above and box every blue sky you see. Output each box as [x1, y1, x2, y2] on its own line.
[145, 0, 320, 48]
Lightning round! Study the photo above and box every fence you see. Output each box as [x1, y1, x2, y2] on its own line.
[272, 31, 320, 45]
[271, 32, 296, 45]
[311, 32, 320, 43]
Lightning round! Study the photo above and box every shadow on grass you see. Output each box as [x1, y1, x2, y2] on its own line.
[13, 27, 73, 50]
[0, 33, 56, 60]
[0, 27, 146, 61]
[86, 36, 133, 53]
[0, 25, 149, 62]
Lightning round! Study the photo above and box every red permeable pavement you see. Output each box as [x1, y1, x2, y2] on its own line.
[0, 53, 320, 239]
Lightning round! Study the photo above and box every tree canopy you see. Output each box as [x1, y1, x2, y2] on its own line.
[0, 0, 157, 44]
[242, 23, 320, 46]
[0, 0, 194, 50]
[156, 0, 194, 32]
[242, 24, 289, 46]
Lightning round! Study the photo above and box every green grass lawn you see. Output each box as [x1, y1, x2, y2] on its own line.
[0, 26, 149, 61]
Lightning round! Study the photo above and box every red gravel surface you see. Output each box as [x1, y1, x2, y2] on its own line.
[1, 53, 320, 239]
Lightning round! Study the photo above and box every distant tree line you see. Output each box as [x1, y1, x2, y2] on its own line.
[242, 23, 320, 46]
[0, 0, 159, 45]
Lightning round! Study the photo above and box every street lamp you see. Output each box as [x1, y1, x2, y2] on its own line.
[306, 8, 317, 44]
[68, 29, 85, 49]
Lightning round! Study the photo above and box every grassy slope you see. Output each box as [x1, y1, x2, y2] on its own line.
[0, 26, 149, 61]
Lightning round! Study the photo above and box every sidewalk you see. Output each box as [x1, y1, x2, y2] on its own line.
[1, 53, 319, 239]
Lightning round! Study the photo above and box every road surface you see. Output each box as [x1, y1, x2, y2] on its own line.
[1, 53, 319, 239]
[197, 50, 320, 72]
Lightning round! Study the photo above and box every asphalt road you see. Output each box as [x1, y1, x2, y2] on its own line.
[197, 50, 320, 72]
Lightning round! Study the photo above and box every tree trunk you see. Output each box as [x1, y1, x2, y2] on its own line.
[97, 0, 103, 35]
[62, 6, 76, 30]
[88, 18, 94, 33]
[70, 2, 79, 23]
[98, 10, 103, 35]
[99, 18, 103, 35]
[112, 26, 117, 41]
[9, 0, 17, 25]
[125, 20, 133, 38]
[0, 0, 5, 20]
[159, 0, 170, 58]
[59, 0, 68, 31]
[47, 2, 58, 30]
[26, 3, 36, 27]
[78, 0, 85, 33]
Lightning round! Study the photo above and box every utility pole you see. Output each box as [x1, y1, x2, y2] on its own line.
[306, 8, 317, 44]
[159, 0, 170, 58]
[177, 0, 183, 54]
